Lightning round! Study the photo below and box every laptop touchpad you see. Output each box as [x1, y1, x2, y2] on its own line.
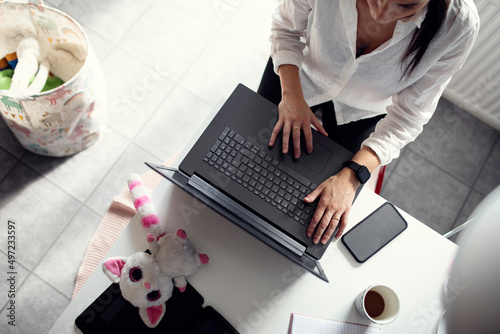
[285, 141, 332, 175]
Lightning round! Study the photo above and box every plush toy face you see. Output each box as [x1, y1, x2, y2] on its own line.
[102, 252, 173, 310]
[101, 174, 209, 328]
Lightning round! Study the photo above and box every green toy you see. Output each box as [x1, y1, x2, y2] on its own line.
[0, 69, 63, 92]
[0, 69, 14, 90]
[42, 76, 64, 92]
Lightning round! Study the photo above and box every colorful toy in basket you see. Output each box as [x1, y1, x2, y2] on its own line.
[0, 69, 14, 90]
[0, 66, 64, 92]
[0, 1, 105, 157]
[5, 53, 18, 69]
[7, 35, 83, 94]
[102, 174, 209, 328]
[0, 57, 11, 71]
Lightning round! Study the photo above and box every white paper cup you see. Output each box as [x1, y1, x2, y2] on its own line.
[355, 285, 400, 324]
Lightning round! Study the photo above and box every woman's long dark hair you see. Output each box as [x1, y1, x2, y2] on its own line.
[401, 0, 450, 78]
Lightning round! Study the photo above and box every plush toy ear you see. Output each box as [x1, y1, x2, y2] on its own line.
[139, 304, 166, 328]
[102, 257, 127, 283]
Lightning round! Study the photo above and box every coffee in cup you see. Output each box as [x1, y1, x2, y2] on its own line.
[355, 285, 399, 324]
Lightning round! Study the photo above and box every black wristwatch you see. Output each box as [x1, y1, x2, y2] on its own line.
[343, 161, 370, 184]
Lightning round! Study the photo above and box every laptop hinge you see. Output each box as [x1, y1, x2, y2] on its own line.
[188, 174, 306, 257]
[146, 163, 328, 282]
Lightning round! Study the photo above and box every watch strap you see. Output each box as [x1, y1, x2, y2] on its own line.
[343, 161, 370, 184]
[343, 160, 361, 171]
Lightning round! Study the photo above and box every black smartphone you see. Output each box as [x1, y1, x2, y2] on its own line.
[341, 202, 408, 263]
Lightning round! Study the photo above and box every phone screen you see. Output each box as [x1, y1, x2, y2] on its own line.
[341, 202, 408, 263]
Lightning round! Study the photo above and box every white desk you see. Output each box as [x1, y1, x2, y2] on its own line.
[50, 180, 457, 334]
[50, 100, 457, 333]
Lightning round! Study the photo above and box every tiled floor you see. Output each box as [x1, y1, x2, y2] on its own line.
[0, 0, 499, 333]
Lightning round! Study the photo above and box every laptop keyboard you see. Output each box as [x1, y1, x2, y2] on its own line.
[203, 127, 318, 226]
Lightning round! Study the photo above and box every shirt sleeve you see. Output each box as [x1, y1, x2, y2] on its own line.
[270, 0, 312, 74]
[362, 21, 480, 166]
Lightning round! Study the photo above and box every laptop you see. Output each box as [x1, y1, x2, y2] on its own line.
[147, 84, 361, 282]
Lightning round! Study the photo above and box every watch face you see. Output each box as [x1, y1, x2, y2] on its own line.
[358, 166, 371, 184]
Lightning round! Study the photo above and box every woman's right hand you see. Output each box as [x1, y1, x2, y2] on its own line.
[268, 65, 328, 159]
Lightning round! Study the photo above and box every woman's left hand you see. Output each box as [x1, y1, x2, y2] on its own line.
[304, 168, 360, 244]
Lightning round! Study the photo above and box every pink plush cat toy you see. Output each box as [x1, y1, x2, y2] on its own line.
[102, 174, 209, 328]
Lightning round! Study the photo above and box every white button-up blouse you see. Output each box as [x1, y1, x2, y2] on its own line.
[270, 0, 480, 165]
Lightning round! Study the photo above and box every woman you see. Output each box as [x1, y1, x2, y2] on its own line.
[258, 0, 479, 244]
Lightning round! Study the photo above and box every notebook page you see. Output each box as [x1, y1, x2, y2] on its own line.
[289, 313, 381, 334]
